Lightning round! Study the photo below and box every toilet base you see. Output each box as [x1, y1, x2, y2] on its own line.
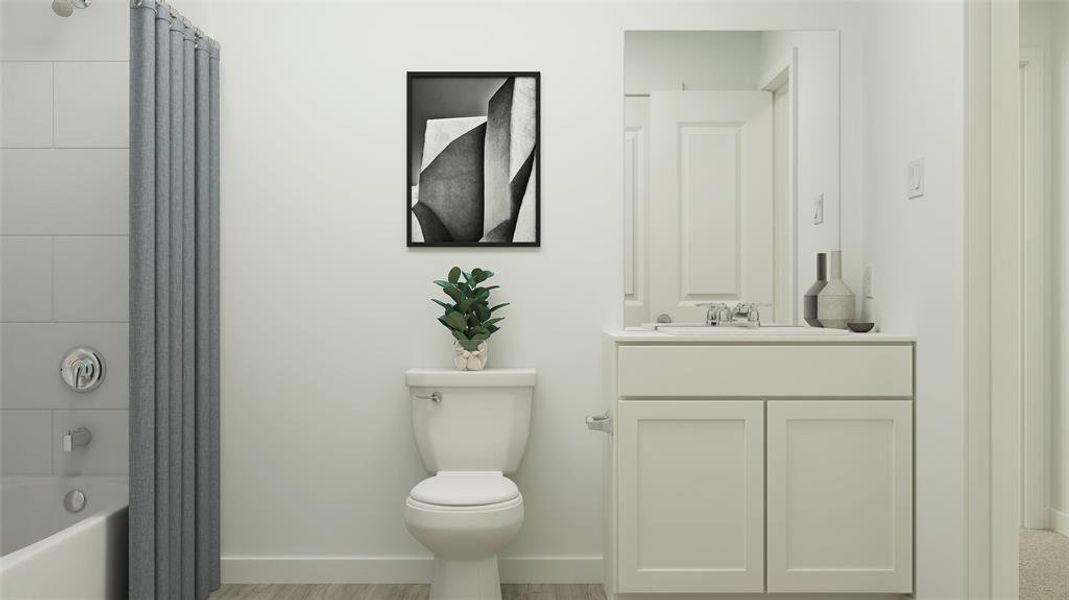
[430, 556, 502, 600]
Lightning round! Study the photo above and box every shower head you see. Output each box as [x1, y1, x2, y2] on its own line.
[52, 0, 90, 18]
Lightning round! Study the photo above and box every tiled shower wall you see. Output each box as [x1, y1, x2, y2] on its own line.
[1, 1, 129, 477]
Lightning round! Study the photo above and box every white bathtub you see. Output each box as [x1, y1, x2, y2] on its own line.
[1, 477, 128, 600]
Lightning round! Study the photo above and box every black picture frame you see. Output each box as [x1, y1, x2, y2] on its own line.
[406, 71, 541, 247]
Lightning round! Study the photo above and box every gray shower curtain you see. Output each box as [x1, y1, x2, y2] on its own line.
[129, 2, 220, 598]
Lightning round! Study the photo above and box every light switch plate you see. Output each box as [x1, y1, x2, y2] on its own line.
[908, 159, 925, 199]
[813, 193, 824, 225]
[863, 265, 874, 299]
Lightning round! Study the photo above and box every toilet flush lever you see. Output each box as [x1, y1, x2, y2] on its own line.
[415, 391, 441, 403]
[586, 412, 613, 434]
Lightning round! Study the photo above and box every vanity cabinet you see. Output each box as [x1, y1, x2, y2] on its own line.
[603, 334, 915, 599]
[617, 400, 764, 593]
[766, 400, 913, 593]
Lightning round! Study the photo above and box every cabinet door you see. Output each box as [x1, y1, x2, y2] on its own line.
[767, 401, 913, 593]
[617, 400, 764, 593]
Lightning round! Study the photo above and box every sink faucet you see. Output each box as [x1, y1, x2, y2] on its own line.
[733, 302, 761, 325]
[701, 302, 733, 326]
[699, 302, 762, 327]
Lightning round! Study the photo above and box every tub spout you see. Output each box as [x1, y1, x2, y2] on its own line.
[63, 427, 92, 453]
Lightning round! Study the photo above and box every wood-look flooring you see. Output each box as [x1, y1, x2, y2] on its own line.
[209, 584, 606, 600]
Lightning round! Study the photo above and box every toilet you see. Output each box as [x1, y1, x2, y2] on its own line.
[403, 368, 535, 600]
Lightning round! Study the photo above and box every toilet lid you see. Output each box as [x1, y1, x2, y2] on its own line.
[409, 472, 520, 506]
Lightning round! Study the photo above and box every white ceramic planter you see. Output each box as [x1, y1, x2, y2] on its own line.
[453, 341, 489, 371]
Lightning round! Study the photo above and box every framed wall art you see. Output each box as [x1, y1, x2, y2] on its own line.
[407, 72, 541, 247]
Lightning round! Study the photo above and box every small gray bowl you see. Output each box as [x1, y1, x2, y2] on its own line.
[847, 322, 875, 333]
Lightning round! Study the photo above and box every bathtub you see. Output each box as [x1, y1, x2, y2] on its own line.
[1, 477, 128, 600]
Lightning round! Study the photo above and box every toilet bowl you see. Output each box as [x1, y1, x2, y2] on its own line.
[403, 368, 535, 600]
[404, 472, 523, 600]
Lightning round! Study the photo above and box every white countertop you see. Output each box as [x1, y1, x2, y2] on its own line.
[605, 327, 916, 344]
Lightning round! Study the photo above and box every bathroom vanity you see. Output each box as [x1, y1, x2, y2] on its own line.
[597, 329, 915, 599]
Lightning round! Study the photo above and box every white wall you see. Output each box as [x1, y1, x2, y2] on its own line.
[1021, 0, 1052, 49]
[1023, 0, 1069, 533]
[195, 2, 966, 594]
[1053, 1, 1069, 533]
[0, 0, 130, 478]
[201, 1, 624, 581]
[860, 3, 966, 598]
[0, 1, 971, 595]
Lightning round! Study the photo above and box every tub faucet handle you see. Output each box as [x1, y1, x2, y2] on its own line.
[63, 427, 92, 453]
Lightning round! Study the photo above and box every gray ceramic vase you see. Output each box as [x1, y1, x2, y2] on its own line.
[803, 253, 828, 327]
[817, 251, 855, 329]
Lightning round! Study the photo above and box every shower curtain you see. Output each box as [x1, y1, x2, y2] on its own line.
[129, 2, 220, 599]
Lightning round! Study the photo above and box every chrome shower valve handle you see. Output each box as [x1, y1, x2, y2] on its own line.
[60, 347, 106, 393]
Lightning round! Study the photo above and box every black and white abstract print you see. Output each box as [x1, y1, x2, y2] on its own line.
[407, 72, 540, 247]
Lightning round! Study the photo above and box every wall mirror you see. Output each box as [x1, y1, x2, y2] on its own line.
[623, 30, 841, 326]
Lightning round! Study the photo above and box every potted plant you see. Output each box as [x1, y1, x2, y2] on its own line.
[432, 267, 508, 371]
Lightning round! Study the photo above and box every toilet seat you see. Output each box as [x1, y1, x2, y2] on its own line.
[406, 495, 523, 514]
[409, 471, 520, 508]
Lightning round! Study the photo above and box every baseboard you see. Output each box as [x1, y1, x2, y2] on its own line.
[1052, 508, 1069, 537]
[221, 556, 603, 584]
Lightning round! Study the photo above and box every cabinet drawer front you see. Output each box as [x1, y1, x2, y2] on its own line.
[617, 344, 913, 397]
[766, 400, 913, 593]
[616, 400, 765, 593]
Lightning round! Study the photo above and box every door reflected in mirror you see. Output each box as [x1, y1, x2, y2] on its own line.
[623, 31, 841, 327]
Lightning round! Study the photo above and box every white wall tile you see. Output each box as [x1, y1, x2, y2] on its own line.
[1, 323, 128, 409]
[1, 236, 53, 322]
[1, 149, 128, 235]
[1, 62, 53, 148]
[54, 62, 129, 148]
[53, 410, 128, 476]
[1, 410, 53, 475]
[53, 236, 128, 322]
[0, 1, 128, 62]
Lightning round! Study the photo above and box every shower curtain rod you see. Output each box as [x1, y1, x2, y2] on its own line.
[130, 0, 215, 44]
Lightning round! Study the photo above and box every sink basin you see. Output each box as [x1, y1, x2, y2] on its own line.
[656, 325, 850, 336]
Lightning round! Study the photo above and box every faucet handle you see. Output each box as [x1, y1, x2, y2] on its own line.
[718, 304, 733, 322]
[695, 302, 714, 322]
[698, 302, 730, 325]
[745, 303, 761, 322]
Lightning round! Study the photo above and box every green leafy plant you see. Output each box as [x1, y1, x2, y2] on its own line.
[433, 266, 508, 352]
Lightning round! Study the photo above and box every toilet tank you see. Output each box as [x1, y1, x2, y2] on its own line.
[405, 368, 535, 474]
